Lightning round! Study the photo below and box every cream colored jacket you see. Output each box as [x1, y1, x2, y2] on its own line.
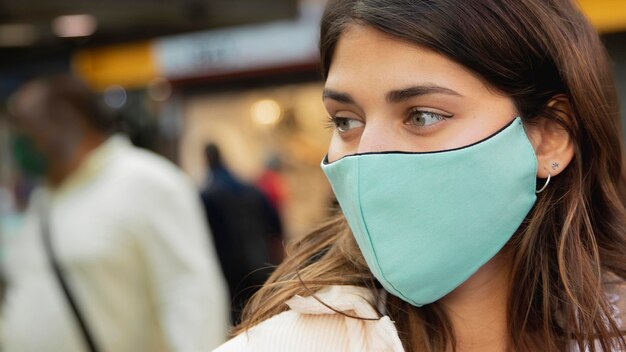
[214, 284, 625, 352]
[214, 285, 403, 352]
[2, 135, 229, 352]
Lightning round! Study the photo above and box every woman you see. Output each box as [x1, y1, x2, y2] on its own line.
[215, 0, 626, 351]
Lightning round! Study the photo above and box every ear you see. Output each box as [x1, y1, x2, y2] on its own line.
[524, 95, 575, 178]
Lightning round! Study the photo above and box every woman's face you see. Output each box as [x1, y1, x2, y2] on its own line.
[324, 25, 519, 162]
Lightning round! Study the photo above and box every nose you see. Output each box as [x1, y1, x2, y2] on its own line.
[356, 118, 398, 154]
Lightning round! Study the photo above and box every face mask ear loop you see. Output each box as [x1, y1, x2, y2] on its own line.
[536, 172, 551, 194]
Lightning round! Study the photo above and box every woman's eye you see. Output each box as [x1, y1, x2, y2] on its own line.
[407, 110, 447, 127]
[331, 117, 364, 133]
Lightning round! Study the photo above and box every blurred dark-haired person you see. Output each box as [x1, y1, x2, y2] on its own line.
[200, 143, 283, 325]
[2, 75, 228, 352]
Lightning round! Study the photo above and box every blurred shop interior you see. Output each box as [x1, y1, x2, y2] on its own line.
[0, 0, 626, 244]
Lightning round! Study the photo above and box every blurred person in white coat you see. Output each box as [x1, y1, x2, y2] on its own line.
[2, 75, 229, 352]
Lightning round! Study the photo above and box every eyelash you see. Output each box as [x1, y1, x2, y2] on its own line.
[325, 116, 337, 130]
[326, 109, 452, 132]
[326, 116, 362, 133]
[406, 108, 452, 128]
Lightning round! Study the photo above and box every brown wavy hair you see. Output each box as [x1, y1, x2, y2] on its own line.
[235, 0, 626, 350]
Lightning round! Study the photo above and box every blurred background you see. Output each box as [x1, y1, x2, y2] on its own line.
[1, 0, 626, 246]
[0, 0, 624, 346]
[0, 0, 331, 244]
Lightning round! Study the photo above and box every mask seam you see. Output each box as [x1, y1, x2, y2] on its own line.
[519, 120, 539, 190]
[356, 155, 422, 307]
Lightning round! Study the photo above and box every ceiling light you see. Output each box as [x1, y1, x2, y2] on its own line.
[147, 77, 173, 102]
[52, 14, 98, 38]
[103, 85, 127, 109]
[0, 24, 37, 47]
[251, 99, 282, 126]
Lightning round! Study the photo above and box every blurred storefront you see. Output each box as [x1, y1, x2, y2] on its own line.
[166, 4, 330, 239]
[1, 0, 626, 242]
[0, 1, 332, 242]
[69, 2, 330, 239]
[181, 82, 331, 239]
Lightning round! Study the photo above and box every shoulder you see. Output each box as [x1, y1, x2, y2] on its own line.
[111, 140, 195, 195]
[213, 310, 350, 352]
[213, 286, 404, 352]
[115, 142, 182, 180]
[603, 273, 626, 329]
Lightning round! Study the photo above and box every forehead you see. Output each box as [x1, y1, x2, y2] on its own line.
[7, 82, 56, 131]
[325, 24, 487, 95]
[10, 82, 48, 114]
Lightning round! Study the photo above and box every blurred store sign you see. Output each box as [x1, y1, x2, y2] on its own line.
[153, 8, 320, 80]
[73, 42, 158, 90]
[73, 3, 322, 91]
[578, 0, 626, 33]
[0, 0, 300, 93]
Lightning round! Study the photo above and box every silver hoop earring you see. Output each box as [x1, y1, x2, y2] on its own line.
[536, 173, 551, 194]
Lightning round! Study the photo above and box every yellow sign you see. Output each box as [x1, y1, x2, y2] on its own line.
[72, 41, 158, 91]
[578, 0, 626, 33]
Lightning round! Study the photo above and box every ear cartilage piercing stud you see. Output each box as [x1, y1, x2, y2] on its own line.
[551, 162, 559, 170]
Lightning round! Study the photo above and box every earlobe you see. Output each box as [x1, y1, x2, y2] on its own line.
[525, 96, 575, 179]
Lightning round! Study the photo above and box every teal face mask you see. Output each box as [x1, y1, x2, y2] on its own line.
[11, 134, 49, 178]
[321, 117, 537, 306]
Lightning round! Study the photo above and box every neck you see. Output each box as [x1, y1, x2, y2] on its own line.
[440, 251, 513, 352]
[46, 131, 108, 187]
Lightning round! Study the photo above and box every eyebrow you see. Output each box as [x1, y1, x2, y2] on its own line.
[386, 85, 462, 103]
[322, 89, 357, 105]
[323, 85, 462, 106]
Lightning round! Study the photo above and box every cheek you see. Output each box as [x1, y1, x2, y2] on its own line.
[327, 134, 353, 162]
